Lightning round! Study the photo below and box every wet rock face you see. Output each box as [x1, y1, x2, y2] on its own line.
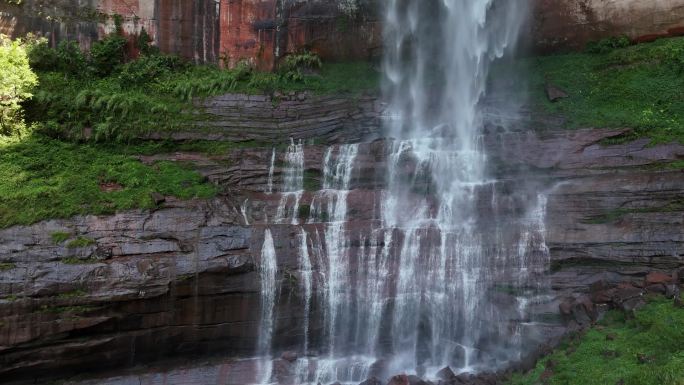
[2, 110, 684, 382]
[0, 199, 263, 381]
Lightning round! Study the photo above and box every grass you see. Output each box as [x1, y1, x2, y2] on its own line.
[0, 262, 16, 271]
[521, 36, 684, 144]
[61, 257, 99, 265]
[510, 298, 684, 385]
[0, 135, 218, 228]
[65, 236, 96, 248]
[50, 231, 71, 243]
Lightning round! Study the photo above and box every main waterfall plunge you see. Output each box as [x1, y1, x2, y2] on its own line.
[254, 1, 549, 383]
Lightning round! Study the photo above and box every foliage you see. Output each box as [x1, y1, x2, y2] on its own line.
[280, 51, 323, 81]
[65, 236, 96, 248]
[89, 34, 128, 76]
[54, 40, 88, 75]
[25, 36, 59, 72]
[0, 136, 217, 228]
[26, 58, 378, 140]
[136, 27, 157, 56]
[510, 298, 684, 385]
[521, 36, 684, 144]
[117, 54, 187, 85]
[0, 35, 38, 136]
[585, 36, 631, 54]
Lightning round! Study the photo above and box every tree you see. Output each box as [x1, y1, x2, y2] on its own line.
[0, 35, 38, 135]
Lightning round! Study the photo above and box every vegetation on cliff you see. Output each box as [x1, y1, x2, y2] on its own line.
[529, 36, 684, 144]
[0, 28, 378, 228]
[0, 136, 217, 228]
[511, 298, 684, 385]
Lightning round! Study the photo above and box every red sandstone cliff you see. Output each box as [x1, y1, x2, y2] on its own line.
[1, 0, 684, 65]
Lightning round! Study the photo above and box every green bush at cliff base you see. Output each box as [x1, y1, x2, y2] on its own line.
[0, 136, 217, 228]
[510, 298, 684, 385]
[523, 36, 684, 144]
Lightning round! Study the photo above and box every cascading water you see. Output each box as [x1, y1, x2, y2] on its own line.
[254, 1, 551, 383]
[377, 0, 535, 375]
[257, 229, 277, 384]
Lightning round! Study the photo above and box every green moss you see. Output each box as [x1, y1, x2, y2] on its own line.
[663, 160, 684, 170]
[40, 305, 97, 314]
[583, 199, 684, 224]
[303, 170, 322, 191]
[298, 204, 311, 220]
[65, 236, 96, 248]
[510, 298, 684, 385]
[50, 231, 71, 244]
[57, 290, 87, 299]
[61, 257, 99, 265]
[518, 36, 684, 144]
[0, 136, 218, 228]
[0, 262, 16, 271]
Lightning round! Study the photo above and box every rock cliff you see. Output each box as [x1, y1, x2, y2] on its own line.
[1, 93, 682, 383]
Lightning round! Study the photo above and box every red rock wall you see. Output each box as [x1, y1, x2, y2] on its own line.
[532, 0, 684, 52]
[3, 0, 684, 66]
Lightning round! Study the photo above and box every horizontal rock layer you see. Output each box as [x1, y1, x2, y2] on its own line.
[2, 103, 684, 382]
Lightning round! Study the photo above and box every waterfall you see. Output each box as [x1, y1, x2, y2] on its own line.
[276, 139, 305, 223]
[299, 228, 313, 355]
[253, 1, 552, 382]
[267, 148, 276, 194]
[377, 0, 533, 375]
[257, 229, 277, 384]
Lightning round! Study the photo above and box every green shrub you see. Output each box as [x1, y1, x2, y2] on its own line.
[118, 54, 187, 85]
[26, 37, 59, 71]
[55, 40, 87, 75]
[586, 36, 631, 54]
[0, 35, 38, 136]
[90, 34, 127, 76]
[280, 51, 323, 82]
[136, 27, 157, 56]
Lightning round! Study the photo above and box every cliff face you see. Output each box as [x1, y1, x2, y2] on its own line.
[533, 0, 684, 51]
[1, 94, 682, 383]
[3, 0, 684, 66]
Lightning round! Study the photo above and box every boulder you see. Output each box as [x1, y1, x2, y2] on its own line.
[645, 284, 666, 294]
[387, 374, 410, 385]
[665, 284, 680, 299]
[612, 286, 643, 304]
[150, 192, 166, 205]
[645, 272, 672, 285]
[436, 366, 457, 380]
[545, 83, 568, 102]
